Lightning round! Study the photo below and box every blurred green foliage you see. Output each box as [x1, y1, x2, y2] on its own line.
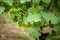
[0, 0, 60, 40]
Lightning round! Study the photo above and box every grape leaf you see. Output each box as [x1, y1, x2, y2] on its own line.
[26, 0, 31, 2]
[42, 0, 51, 4]
[53, 25, 60, 34]
[23, 13, 42, 24]
[58, 16, 60, 23]
[32, 0, 41, 4]
[41, 12, 58, 24]
[28, 6, 38, 13]
[46, 35, 57, 40]
[20, 0, 31, 3]
[28, 27, 41, 38]
[28, 6, 43, 14]
[4, 0, 14, 5]
[14, 0, 20, 3]
[36, 6, 44, 11]
[0, 6, 5, 14]
[20, 0, 26, 3]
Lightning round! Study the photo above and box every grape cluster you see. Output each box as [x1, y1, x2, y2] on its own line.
[9, 7, 22, 22]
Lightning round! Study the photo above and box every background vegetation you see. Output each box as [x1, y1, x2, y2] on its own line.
[0, 0, 60, 40]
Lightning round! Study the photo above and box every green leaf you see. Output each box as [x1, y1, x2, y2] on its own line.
[26, 0, 31, 2]
[28, 6, 38, 13]
[41, 12, 58, 24]
[20, 0, 26, 3]
[28, 6, 43, 14]
[23, 13, 42, 24]
[46, 35, 57, 40]
[32, 0, 41, 4]
[0, 6, 5, 14]
[4, 0, 14, 5]
[0, 0, 14, 5]
[14, 0, 20, 3]
[36, 6, 44, 11]
[58, 16, 60, 23]
[20, 0, 31, 3]
[28, 27, 41, 38]
[42, 0, 51, 4]
[53, 25, 60, 34]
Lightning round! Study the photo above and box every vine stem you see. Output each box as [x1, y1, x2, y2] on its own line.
[49, 0, 54, 11]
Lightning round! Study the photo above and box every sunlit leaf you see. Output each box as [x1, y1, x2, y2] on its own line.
[20, 0, 31, 3]
[0, 6, 5, 14]
[28, 27, 41, 38]
[28, 6, 43, 13]
[36, 6, 44, 11]
[42, 0, 51, 4]
[41, 12, 58, 24]
[28, 6, 38, 13]
[23, 13, 42, 24]
[32, 0, 41, 4]
[4, 0, 14, 5]
[46, 35, 57, 40]
[20, 0, 26, 3]
[53, 25, 60, 34]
